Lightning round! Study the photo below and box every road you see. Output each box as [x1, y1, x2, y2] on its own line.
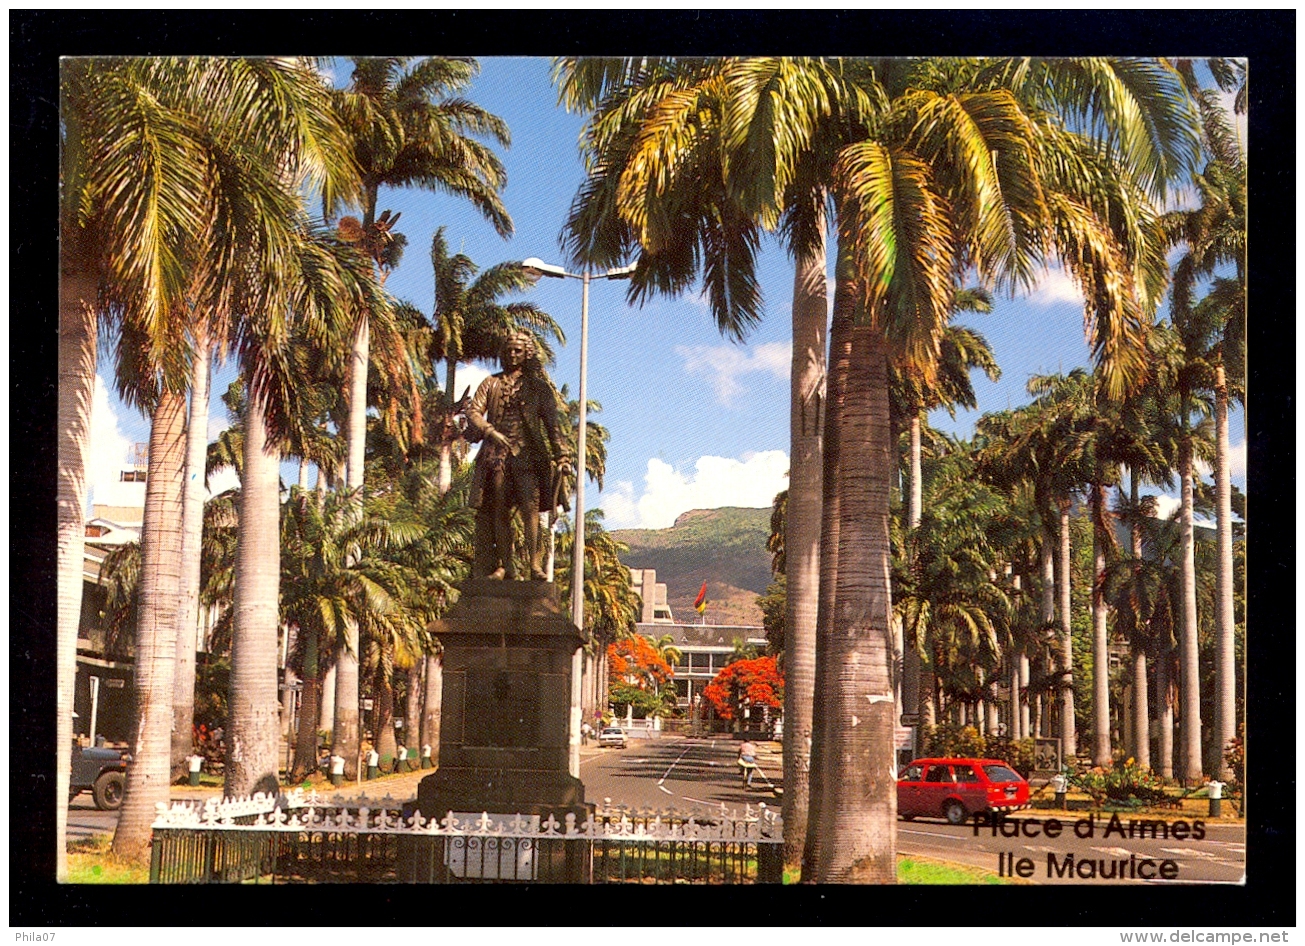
[895, 816, 1246, 885]
[582, 736, 1246, 885]
[582, 734, 783, 817]
[72, 735, 1246, 884]
[67, 795, 122, 842]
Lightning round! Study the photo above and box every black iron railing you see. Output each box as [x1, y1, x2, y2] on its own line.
[149, 798, 782, 884]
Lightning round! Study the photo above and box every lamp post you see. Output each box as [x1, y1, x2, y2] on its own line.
[521, 257, 634, 777]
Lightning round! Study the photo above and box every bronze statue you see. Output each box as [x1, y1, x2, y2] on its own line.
[466, 331, 573, 580]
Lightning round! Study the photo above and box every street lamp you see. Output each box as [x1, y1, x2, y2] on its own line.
[521, 257, 635, 777]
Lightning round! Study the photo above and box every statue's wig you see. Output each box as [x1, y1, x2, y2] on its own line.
[500, 329, 541, 368]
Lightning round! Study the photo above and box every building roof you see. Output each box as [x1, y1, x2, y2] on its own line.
[636, 622, 766, 649]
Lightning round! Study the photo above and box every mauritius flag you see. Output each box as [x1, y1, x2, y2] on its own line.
[693, 581, 708, 614]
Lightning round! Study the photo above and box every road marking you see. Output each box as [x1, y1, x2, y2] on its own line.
[657, 744, 697, 786]
[898, 829, 966, 841]
[658, 785, 673, 795]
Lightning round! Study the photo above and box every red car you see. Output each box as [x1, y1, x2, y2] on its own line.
[897, 758, 1029, 825]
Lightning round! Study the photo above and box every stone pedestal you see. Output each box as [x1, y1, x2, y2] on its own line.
[417, 580, 591, 822]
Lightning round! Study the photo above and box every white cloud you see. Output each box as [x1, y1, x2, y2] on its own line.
[451, 362, 492, 403]
[205, 466, 241, 500]
[1227, 439, 1246, 478]
[87, 374, 141, 512]
[1151, 493, 1181, 520]
[1194, 439, 1246, 480]
[675, 341, 791, 406]
[1024, 266, 1084, 307]
[598, 451, 789, 530]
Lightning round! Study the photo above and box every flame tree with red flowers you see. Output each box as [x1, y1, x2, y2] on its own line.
[703, 656, 784, 721]
[607, 635, 677, 717]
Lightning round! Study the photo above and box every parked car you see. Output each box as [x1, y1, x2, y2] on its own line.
[70, 744, 130, 810]
[896, 757, 1029, 825]
[597, 727, 628, 749]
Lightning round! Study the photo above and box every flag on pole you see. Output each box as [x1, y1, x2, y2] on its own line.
[693, 581, 708, 615]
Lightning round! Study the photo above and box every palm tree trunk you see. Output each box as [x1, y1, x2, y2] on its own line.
[1092, 484, 1111, 767]
[437, 357, 458, 495]
[909, 412, 922, 526]
[112, 390, 187, 861]
[781, 227, 826, 870]
[1019, 654, 1031, 740]
[1010, 655, 1022, 740]
[420, 653, 443, 766]
[1177, 432, 1201, 783]
[291, 628, 321, 781]
[172, 332, 211, 781]
[376, 665, 397, 768]
[1130, 474, 1150, 770]
[57, 256, 97, 880]
[333, 640, 360, 779]
[320, 661, 336, 744]
[902, 409, 923, 736]
[1039, 534, 1055, 632]
[1131, 650, 1150, 769]
[802, 257, 852, 880]
[225, 388, 283, 798]
[1213, 366, 1236, 778]
[804, 320, 896, 884]
[333, 312, 370, 778]
[404, 664, 422, 758]
[1058, 500, 1077, 759]
[1157, 649, 1175, 779]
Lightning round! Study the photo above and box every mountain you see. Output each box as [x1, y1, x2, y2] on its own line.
[611, 507, 776, 627]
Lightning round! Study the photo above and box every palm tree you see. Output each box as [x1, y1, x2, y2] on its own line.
[979, 384, 1103, 761]
[554, 57, 847, 867]
[557, 55, 1197, 882]
[72, 57, 361, 862]
[894, 442, 1015, 733]
[1162, 67, 1246, 777]
[892, 293, 1001, 727]
[554, 509, 642, 715]
[224, 224, 390, 801]
[326, 55, 512, 498]
[398, 465, 477, 765]
[428, 227, 566, 493]
[168, 327, 216, 781]
[280, 489, 404, 780]
[1148, 319, 1219, 782]
[324, 59, 511, 774]
[59, 56, 212, 873]
[1028, 370, 1125, 765]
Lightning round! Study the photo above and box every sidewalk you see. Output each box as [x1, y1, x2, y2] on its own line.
[171, 744, 618, 807]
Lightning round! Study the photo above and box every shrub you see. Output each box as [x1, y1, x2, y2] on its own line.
[983, 738, 1037, 777]
[1069, 758, 1170, 807]
[921, 723, 986, 759]
[1223, 727, 1244, 797]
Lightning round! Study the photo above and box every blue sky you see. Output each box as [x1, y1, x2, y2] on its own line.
[86, 57, 1246, 529]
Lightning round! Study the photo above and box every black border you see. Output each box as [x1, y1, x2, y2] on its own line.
[11, 8, 1295, 927]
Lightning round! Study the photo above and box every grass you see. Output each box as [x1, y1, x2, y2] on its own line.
[782, 855, 1010, 885]
[897, 855, 1010, 885]
[67, 835, 150, 884]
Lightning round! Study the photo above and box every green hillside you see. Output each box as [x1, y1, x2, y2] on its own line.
[612, 507, 775, 627]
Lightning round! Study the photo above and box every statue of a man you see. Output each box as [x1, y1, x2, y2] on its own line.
[466, 331, 573, 580]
